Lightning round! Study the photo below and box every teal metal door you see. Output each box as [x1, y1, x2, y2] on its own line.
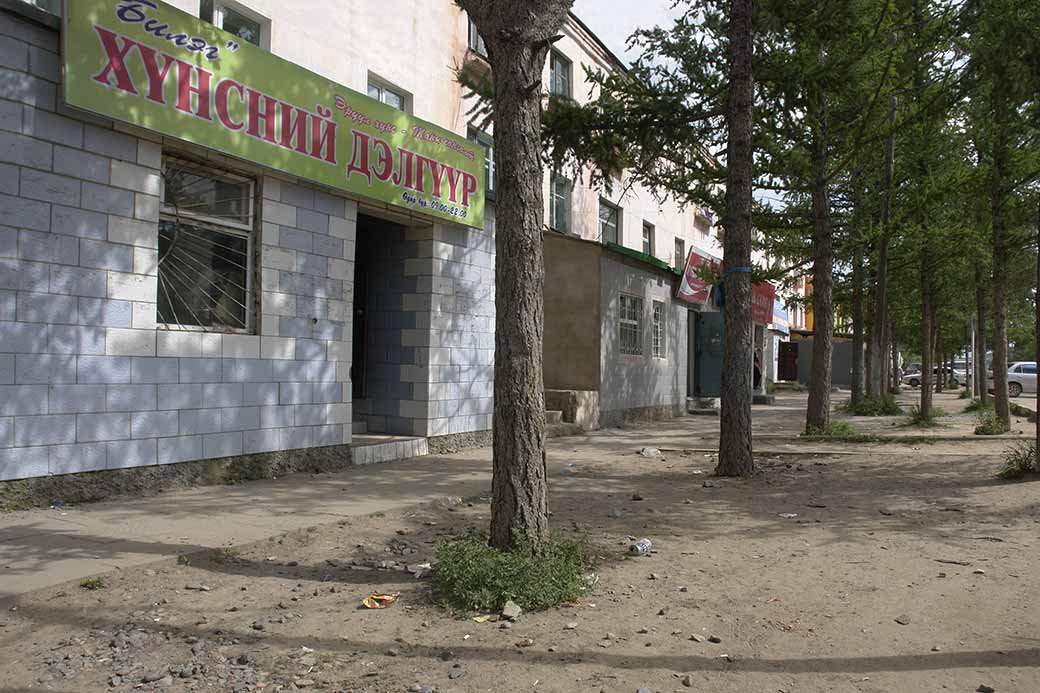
[694, 312, 724, 398]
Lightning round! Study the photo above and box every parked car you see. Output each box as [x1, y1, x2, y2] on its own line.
[986, 362, 1037, 397]
[902, 365, 966, 388]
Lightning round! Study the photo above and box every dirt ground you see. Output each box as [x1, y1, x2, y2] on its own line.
[2, 391, 1038, 693]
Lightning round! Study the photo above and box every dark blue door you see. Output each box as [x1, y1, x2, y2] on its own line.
[694, 311, 724, 398]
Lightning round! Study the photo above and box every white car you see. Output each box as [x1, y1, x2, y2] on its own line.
[987, 362, 1037, 397]
[902, 366, 966, 388]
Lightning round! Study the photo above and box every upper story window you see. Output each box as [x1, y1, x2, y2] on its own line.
[368, 76, 410, 113]
[550, 173, 572, 233]
[159, 157, 257, 333]
[642, 221, 654, 256]
[674, 237, 686, 269]
[468, 15, 488, 57]
[468, 128, 495, 200]
[599, 199, 620, 245]
[200, 0, 268, 48]
[549, 51, 573, 99]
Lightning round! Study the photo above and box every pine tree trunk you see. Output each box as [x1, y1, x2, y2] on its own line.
[890, 334, 900, 394]
[460, 0, 572, 553]
[716, 0, 755, 477]
[850, 247, 865, 407]
[868, 92, 897, 400]
[991, 112, 1011, 429]
[806, 150, 835, 433]
[935, 333, 944, 393]
[975, 262, 988, 404]
[920, 255, 934, 417]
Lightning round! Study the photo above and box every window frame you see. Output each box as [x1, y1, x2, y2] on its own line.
[619, 293, 644, 356]
[642, 221, 654, 256]
[550, 173, 572, 233]
[367, 75, 411, 113]
[599, 198, 620, 245]
[158, 157, 258, 335]
[468, 127, 495, 200]
[200, 0, 270, 50]
[652, 300, 666, 358]
[467, 15, 488, 57]
[549, 50, 573, 99]
[674, 237, 686, 269]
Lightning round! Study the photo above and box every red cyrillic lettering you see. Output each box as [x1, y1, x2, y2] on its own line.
[279, 103, 309, 155]
[345, 130, 372, 185]
[460, 172, 478, 207]
[310, 107, 337, 164]
[371, 138, 393, 182]
[246, 89, 278, 143]
[137, 43, 175, 105]
[91, 26, 138, 94]
[444, 166, 462, 203]
[176, 61, 212, 120]
[215, 79, 245, 131]
[421, 157, 447, 198]
[392, 149, 416, 189]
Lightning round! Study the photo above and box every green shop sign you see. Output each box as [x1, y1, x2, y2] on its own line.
[63, 0, 485, 228]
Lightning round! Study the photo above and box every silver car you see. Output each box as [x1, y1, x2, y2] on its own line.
[902, 366, 966, 388]
[988, 362, 1037, 397]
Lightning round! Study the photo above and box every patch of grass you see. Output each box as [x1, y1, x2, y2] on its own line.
[975, 409, 1010, 436]
[434, 531, 591, 613]
[79, 576, 106, 590]
[802, 420, 870, 442]
[843, 394, 902, 417]
[959, 389, 972, 399]
[964, 398, 993, 414]
[1009, 402, 1036, 421]
[998, 442, 1036, 479]
[905, 405, 946, 428]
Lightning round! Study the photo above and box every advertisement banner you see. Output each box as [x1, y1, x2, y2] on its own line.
[64, 0, 485, 228]
[752, 281, 776, 324]
[676, 248, 717, 305]
[770, 299, 790, 335]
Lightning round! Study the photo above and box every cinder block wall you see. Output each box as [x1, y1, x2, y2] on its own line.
[0, 10, 355, 481]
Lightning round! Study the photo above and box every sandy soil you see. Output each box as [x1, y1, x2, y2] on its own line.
[2, 392, 1038, 693]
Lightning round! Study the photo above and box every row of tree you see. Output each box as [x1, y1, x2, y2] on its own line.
[460, 0, 1038, 555]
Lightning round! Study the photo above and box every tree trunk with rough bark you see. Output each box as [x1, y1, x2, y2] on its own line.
[459, 0, 572, 554]
[975, 262, 988, 404]
[990, 89, 1011, 429]
[716, 0, 756, 477]
[806, 149, 835, 433]
[920, 255, 934, 417]
[868, 92, 897, 400]
[851, 248, 865, 407]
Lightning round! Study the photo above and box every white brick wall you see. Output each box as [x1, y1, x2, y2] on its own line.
[0, 11, 359, 481]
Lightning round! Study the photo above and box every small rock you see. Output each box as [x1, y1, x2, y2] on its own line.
[178, 666, 193, 679]
[637, 688, 653, 693]
[702, 480, 716, 488]
[142, 670, 166, 683]
[707, 635, 722, 643]
[386, 648, 400, 657]
[639, 447, 661, 458]
[637, 627, 650, 634]
[184, 583, 210, 592]
[547, 645, 558, 652]
[931, 646, 941, 652]
[682, 674, 694, 687]
[648, 573, 661, 580]
[501, 600, 523, 621]
[606, 632, 618, 640]
[515, 637, 535, 648]
[251, 621, 265, 631]
[158, 676, 174, 686]
[565, 622, 578, 630]
[973, 569, 986, 575]
[236, 654, 250, 665]
[657, 607, 668, 616]
[678, 586, 688, 592]
[689, 634, 706, 643]
[894, 615, 911, 626]
[632, 492, 645, 501]
[499, 621, 513, 630]
[448, 665, 465, 680]
[976, 686, 995, 693]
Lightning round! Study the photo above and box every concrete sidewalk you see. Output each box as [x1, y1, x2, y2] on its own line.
[0, 450, 496, 600]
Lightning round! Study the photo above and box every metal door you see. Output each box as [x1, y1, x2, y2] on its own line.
[693, 311, 723, 398]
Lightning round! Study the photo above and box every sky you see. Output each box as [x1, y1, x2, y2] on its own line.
[571, 0, 682, 65]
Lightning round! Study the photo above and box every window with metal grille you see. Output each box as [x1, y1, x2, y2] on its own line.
[619, 294, 643, 356]
[599, 199, 620, 244]
[158, 158, 256, 333]
[652, 300, 665, 358]
[469, 128, 495, 200]
[550, 173, 572, 233]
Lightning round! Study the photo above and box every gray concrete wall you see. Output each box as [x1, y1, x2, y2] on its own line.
[543, 232, 601, 392]
[599, 254, 687, 420]
[796, 337, 856, 388]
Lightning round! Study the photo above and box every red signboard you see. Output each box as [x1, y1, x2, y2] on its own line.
[752, 281, 776, 324]
[676, 249, 718, 305]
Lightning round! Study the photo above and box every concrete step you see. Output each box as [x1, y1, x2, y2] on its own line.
[351, 420, 368, 434]
[546, 410, 564, 425]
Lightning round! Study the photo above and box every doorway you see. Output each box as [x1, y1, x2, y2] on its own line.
[693, 311, 723, 398]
